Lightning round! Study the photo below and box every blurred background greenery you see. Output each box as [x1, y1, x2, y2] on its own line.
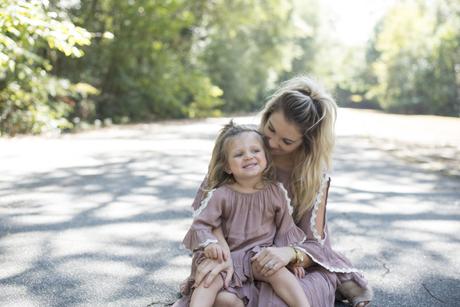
[0, 0, 459, 136]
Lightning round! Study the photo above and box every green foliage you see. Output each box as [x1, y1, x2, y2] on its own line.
[366, 0, 460, 115]
[200, 0, 306, 112]
[301, 0, 458, 116]
[1, 0, 323, 134]
[56, 0, 224, 123]
[182, 73, 223, 118]
[0, 0, 92, 135]
[330, 46, 381, 110]
[2, 0, 458, 136]
[56, 0, 317, 121]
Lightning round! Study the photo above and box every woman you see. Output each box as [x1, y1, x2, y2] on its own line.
[188, 76, 373, 307]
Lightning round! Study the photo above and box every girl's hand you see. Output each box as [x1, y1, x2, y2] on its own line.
[288, 264, 306, 279]
[204, 243, 228, 263]
[250, 246, 293, 277]
[194, 255, 233, 289]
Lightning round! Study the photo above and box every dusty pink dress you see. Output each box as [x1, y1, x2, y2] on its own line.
[174, 182, 307, 306]
[175, 168, 369, 306]
[256, 168, 369, 307]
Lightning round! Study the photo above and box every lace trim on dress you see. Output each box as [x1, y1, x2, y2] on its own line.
[310, 173, 329, 246]
[277, 182, 293, 215]
[291, 235, 307, 246]
[294, 246, 363, 274]
[193, 188, 216, 219]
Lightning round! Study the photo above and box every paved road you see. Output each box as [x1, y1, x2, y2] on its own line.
[0, 109, 459, 306]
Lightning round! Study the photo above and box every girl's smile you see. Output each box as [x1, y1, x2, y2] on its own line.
[225, 132, 267, 180]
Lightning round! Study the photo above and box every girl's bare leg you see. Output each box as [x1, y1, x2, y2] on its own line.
[253, 265, 310, 307]
[213, 291, 245, 307]
[190, 276, 224, 307]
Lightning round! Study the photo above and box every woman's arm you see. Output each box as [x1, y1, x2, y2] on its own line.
[251, 245, 315, 277]
[284, 178, 329, 272]
[314, 178, 330, 240]
[251, 246, 294, 275]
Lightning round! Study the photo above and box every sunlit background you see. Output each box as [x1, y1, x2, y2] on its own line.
[0, 0, 458, 136]
[1, 1, 459, 306]
[321, 0, 397, 45]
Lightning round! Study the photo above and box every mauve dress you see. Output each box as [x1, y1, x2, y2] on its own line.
[174, 182, 307, 306]
[256, 168, 369, 307]
[176, 168, 369, 306]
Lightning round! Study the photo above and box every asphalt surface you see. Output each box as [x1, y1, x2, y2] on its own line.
[0, 109, 459, 307]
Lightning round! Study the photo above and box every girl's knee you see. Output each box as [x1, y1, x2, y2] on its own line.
[196, 275, 224, 291]
[214, 291, 244, 307]
[251, 262, 287, 283]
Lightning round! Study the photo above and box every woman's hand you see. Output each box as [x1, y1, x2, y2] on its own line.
[250, 246, 294, 277]
[194, 255, 233, 289]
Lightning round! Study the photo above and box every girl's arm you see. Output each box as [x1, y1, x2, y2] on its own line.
[195, 227, 233, 289]
[212, 227, 230, 256]
[204, 227, 230, 262]
[187, 181, 234, 288]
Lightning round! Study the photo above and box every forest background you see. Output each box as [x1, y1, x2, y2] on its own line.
[0, 0, 459, 136]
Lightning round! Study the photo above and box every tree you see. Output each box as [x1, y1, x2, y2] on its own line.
[367, 0, 459, 116]
[0, 0, 92, 135]
[57, 0, 223, 122]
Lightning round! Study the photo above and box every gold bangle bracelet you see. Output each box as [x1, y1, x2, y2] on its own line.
[293, 247, 305, 266]
[290, 247, 297, 263]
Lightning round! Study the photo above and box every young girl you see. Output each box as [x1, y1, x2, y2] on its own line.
[173, 121, 310, 307]
[191, 76, 373, 307]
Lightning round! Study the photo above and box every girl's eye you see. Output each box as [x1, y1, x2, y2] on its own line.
[234, 153, 243, 157]
[268, 125, 275, 132]
[252, 149, 261, 153]
[283, 140, 293, 145]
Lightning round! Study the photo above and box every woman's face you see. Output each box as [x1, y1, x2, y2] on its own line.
[262, 111, 303, 156]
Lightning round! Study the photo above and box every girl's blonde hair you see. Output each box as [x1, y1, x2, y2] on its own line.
[205, 120, 274, 192]
[260, 76, 337, 221]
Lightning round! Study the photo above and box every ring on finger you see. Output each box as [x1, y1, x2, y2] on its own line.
[265, 261, 275, 269]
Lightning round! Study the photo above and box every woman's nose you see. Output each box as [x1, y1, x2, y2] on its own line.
[268, 137, 278, 149]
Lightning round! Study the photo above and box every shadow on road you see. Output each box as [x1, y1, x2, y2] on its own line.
[0, 127, 458, 306]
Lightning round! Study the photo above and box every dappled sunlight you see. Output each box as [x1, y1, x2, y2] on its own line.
[149, 220, 190, 243]
[0, 120, 217, 305]
[321, 135, 460, 306]
[153, 255, 192, 285]
[1, 115, 459, 306]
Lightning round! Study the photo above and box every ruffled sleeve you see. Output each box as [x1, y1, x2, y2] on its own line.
[182, 188, 224, 251]
[191, 175, 208, 210]
[273, 183, 306, 247]
[293, 174, 368, 287]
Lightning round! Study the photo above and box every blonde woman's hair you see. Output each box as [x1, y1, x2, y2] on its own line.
[260, 76, 337, 221]
[205, 120, 275, 193]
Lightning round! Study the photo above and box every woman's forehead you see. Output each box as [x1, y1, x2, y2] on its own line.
[268, 112, 302, 139]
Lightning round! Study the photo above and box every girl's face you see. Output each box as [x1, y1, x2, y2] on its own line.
[225, 132, 267, 181]
[262, 111, 303, 156]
